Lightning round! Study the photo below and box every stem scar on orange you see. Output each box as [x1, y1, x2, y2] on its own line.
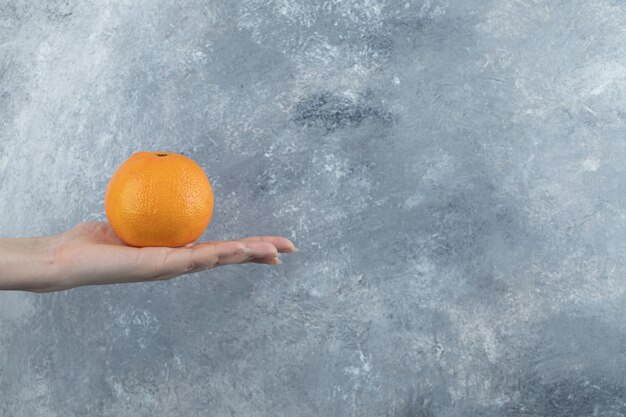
[104, 151, 214, 247]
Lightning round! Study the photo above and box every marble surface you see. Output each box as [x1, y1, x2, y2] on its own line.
[1, 1, 626, 415]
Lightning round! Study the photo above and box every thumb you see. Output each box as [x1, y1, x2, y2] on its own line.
[139, 241, 250, 281]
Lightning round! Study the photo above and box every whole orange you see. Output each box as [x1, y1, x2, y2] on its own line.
[104, 151, 214, 247]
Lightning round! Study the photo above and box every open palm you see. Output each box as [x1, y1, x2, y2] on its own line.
[41, 222, 296, 292]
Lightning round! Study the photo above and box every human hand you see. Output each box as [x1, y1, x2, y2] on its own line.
[0, 222, 298, 293]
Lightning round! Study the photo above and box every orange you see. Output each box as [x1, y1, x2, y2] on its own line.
[104, 151, 214, 247]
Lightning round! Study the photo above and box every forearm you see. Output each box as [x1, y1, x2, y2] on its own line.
[0, 236, 59, 292]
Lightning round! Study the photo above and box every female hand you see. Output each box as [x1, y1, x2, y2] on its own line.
[0, 222, 298, 293]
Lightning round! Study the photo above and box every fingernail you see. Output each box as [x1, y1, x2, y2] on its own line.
[274, 258, 282, 265]
[291, 246, 300, 252]
[243, 247, 252, 254]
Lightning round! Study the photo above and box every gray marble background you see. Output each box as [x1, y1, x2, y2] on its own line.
[1, 0, 626, 415]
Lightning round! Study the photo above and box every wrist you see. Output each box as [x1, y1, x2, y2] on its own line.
[0, 235, 62, 292]
[30, 235, 67, 292]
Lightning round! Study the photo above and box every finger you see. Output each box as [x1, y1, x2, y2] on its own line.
[244, 256, 282, 265]
[237, 236, 297, 253]
[195, 237, 298, 253]
[216, 241, 278, 266]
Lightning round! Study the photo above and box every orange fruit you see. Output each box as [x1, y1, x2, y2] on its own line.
[104, 151, 214, 247]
